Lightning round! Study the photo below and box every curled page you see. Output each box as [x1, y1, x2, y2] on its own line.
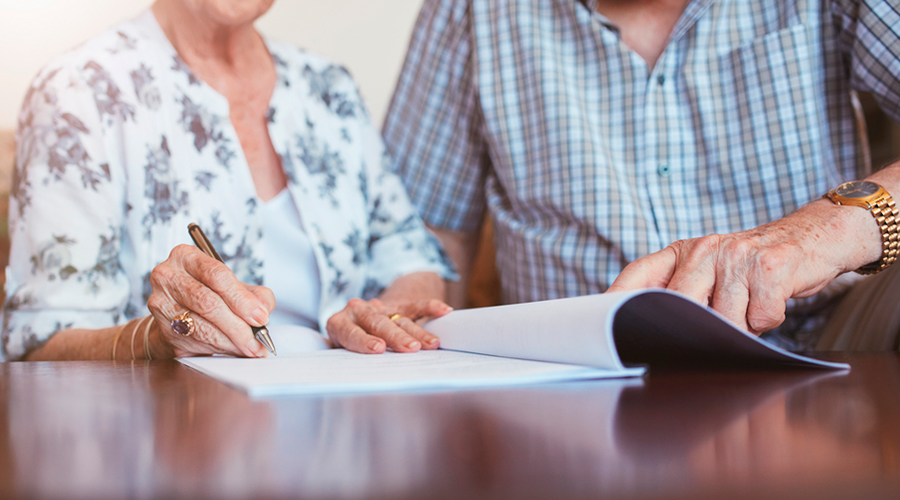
[425, 290, 849, 371]
[425, 294, 632, 370]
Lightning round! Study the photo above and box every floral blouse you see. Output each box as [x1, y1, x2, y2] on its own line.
[1, 11, 454, 360]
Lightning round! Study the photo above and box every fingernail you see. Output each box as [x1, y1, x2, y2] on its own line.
[251, 306, 269, 326]
[426, 336, 439, 346]
[405, 339, 421, 350]
[444, 305, 454, 312]
[367, 339, 382, 351]
[247, 339, 267, 357]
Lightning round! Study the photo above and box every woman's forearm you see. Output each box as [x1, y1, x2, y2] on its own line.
[377, 271, 446, 304]
[26, 272, 447, 360]
[24, 317, 151, 361]
[25, 325, 121, 361]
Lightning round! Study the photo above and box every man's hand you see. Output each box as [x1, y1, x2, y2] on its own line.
[607, 200, 881, 334]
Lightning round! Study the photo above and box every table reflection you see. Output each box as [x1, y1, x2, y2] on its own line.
[3, 358, 900, 499]
[151, 364, 275, 498]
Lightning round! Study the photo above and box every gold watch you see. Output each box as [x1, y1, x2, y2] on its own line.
[823, 180, 899, 275]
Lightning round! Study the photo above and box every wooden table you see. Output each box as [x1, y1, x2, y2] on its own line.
[2, 353, 900, 499]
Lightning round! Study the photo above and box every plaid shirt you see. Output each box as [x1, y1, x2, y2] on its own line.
[383, 0, 900, 340]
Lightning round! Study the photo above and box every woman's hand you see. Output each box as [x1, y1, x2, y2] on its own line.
[326, 297, 453, 354]
[147, 245, 276, 358]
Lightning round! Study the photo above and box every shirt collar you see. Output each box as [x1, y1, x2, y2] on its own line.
[578, 0, 716, 43]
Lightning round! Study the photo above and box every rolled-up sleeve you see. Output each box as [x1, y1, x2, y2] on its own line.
[382, 0, 490, 234]
[832, 0, 900, 120]
[2, 64, 130, 360]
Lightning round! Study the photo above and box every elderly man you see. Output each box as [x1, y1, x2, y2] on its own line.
[384, 0, 900, 350]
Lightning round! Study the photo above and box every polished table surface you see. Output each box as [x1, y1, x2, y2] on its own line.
[2, 353, 900, 500]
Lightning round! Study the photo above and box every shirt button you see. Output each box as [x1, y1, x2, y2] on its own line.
[657, 74, 666, 86]
[657, 163, 671, 177]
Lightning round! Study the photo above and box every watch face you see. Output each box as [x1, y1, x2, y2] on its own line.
[835, 181, 880, 199]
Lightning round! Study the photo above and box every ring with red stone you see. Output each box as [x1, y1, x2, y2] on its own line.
[171, 311, 195, 337]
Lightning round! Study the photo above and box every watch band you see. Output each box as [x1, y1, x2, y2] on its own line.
[856, 196, 900, 275]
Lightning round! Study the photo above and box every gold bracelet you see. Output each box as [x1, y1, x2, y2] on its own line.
[110, 323, 128, 361]
[143, 316, 155, 361]
[130, 316, 148, 361]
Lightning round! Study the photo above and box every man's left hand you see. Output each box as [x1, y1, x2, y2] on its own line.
[607, 200, 879, 335]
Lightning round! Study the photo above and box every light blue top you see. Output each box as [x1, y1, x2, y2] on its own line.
[262, 189, 321, 330]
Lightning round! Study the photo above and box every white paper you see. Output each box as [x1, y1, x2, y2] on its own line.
[426, 290, 849, 371]
[180, 349, 644, 397]
[265, 324, 331, 354]
[424, 293, 633, 369]
[179, 289, 846, 398]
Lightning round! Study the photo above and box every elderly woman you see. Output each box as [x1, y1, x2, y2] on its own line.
[2, 0, 456, 361]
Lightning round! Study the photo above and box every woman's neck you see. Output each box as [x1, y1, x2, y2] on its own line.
[151, 0, 271, 82]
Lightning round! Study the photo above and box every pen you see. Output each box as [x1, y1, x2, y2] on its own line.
[187, 223, 277, 356]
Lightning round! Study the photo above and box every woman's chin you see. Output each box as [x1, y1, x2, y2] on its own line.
[183, 0, 276, 27]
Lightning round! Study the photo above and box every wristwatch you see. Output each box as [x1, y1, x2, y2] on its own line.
[823, 180, 899, 275]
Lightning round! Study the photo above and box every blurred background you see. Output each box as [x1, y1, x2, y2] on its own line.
[0, 0, 422, 129]
[0, 0, 898, 307]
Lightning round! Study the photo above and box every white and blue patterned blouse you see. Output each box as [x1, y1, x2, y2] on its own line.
[1, 11, 455, 360]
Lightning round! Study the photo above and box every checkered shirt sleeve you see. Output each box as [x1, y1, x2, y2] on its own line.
[382, 0, 489, 233]
[833, 0, 900, 121]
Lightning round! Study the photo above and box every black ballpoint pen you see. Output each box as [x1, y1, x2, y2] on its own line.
[187, 223, 277, 356]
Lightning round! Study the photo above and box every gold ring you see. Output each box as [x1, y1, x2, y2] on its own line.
[171, 311, 195, 337]
[388, 313, 404, 322]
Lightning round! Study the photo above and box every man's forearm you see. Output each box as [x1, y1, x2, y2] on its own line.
[818, 160, 900, 274]
[428, 225, 480, 308]
[858, 162, 900, 267]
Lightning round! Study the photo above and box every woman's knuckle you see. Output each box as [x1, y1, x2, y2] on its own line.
[348, 298, 368, 310]
[193, 289, 220, 316]
[171, 244, 193, 259]
[224, 288, 254, 309]
[193, 326, 210, 343]
[147, 294, 164, 313]
[357, 311, 377, 330]
[201, 264, 230, 287]
[149, 265, 171, 287]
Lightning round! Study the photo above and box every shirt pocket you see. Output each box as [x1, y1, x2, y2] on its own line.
[695, 23, 829, 230]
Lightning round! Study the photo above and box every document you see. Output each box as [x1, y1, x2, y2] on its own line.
[179, 289, 848, 397]
[183, 347, 643, 397]
[426, 289, 850, 370]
